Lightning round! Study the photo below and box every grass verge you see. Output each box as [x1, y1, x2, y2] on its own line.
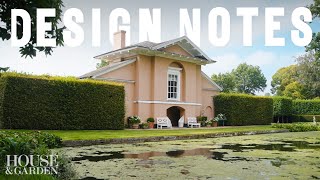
[1, 126, 274, 141]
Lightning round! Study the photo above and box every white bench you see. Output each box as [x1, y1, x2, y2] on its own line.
[187, 117, 201, 128]
[156, 117, 172, 129]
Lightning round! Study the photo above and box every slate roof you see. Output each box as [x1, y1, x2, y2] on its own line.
[79, 59, 136, 79]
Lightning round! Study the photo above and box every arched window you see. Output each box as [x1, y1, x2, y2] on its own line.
[167, 62, 183, 101]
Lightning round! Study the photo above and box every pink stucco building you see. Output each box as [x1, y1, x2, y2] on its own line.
[80, 31, 222, 126]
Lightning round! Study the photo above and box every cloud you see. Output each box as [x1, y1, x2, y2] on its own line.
[0, 41, 99, 76]
[246, 51, 277, 66]
[202, 50, 277, 77]
[202, 53, 242, 76]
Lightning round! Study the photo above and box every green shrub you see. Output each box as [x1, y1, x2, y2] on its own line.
[272, 123, 320, 132]
[292, 99, 320, 115]
[147, 117, 154, 123]
[197, 116, 207, 126]
[0, 131, 62, 148]
[128, 116, 141, 124]
[0, 131, 60, 171]
[0, 72, 125, 130]
[0, 131, 73, 178]
[54, 154, 76, 180]
[139, 123, 149, 129]
[273, 97, 292, 116]
[291, 115, 320, 122]
[214, 93, 273, 126]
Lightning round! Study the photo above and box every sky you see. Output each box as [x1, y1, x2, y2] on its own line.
[0, 0, 319, 95]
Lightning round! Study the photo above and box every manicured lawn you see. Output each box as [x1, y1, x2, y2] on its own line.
[2, 125, 275, 141]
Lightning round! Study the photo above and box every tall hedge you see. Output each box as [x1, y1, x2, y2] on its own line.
[214, 93, 273, 126]
[273, 97, 293, 116]
[292, 99, 320, 115]
[0, 73, 125, 130]
[0, 77, 6, 129]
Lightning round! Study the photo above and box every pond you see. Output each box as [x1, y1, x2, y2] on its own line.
[58, 132, 320, 179]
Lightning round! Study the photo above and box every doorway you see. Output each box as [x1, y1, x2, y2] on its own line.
[167, 106, 184, 127]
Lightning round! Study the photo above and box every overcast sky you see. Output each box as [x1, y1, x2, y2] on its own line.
[1, 0, 319, 94]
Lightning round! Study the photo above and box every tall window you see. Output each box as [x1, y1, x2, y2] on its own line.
[167, 69, 180, 100]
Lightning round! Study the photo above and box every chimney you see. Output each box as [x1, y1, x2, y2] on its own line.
[113, 30, 126, 50]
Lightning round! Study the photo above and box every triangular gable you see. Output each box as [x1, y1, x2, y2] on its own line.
[162, 44, 193, 57]
[152, 36, 214, 62]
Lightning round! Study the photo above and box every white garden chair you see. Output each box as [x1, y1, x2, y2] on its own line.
[187, 117, 201, 128]
[156, 117, 172, 129]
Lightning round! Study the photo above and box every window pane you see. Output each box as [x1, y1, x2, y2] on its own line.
[168, 71, 179, 99]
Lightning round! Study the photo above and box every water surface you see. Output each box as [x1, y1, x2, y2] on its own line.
[58, 131, 320, 179]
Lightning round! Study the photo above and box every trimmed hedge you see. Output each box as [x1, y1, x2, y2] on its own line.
[214, 93, 273, 126]
[273, 96, 292, 116]
[272, 123, 320, 132]
[291, 115, 320, 122]
[0, 73, 125, 130]
[0, 77, 5, 129]
[292, 99, 320, 115]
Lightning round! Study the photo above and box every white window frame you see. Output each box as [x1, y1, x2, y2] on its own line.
[167, 67, 181, 101]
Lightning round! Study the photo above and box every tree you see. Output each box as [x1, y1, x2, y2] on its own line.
[0, 0, 64, 58]
[271, 65, 299, 96]
[296, 51, 320, 98]
[211, 73, 235, 93]
[232, 63, 267, 94]
[0, 67, 9, 72]
[270, 0, 320, 99]
[211, 63, 267, 95]
[282, 82, 306, 99]
[96, 60, 109, 69]
[307, 0, 320, 60]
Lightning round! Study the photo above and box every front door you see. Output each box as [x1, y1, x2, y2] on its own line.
[167, 106, 181, 127]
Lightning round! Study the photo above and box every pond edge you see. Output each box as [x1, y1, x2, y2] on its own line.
[62, 129, 289, 147]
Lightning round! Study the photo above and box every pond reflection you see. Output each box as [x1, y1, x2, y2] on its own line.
[59, 132, 320, 180]
[71, 140, 320, 162]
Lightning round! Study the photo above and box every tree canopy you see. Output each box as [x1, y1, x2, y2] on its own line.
[0, 67, 9, 72]
[296, 51, 320, 98]
[271, 52, 319, 99]
[96, 60, 109, 69]
[211, 72, 235, 93]
[271, 0, 320, 100]
[0, 0, 64, 58]
[271, 65, 299, 95]
[306, 0, 320, 60]
[212, 63, 267, 95]
[232, 63, 267, 94]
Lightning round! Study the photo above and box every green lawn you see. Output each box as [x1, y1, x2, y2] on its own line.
[2, 125, 275, 141]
